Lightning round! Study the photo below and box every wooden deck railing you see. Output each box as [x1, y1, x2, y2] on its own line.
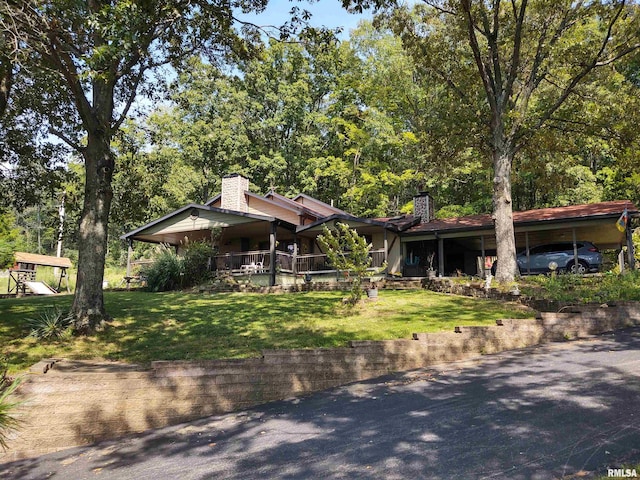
[212, 249, 386, 275]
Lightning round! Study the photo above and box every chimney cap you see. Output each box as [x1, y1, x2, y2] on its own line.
[223, 173, 248, 179]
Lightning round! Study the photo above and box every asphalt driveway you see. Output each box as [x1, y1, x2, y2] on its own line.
[2, 328, 639, 480]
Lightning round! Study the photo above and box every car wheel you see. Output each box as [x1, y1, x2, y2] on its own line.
[568, 260, 588, 275]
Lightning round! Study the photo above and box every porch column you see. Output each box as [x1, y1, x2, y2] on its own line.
[480, 235, 485, 279]
[627, 224, 636, 271]
[438, 236, 444, 277]
[572, 229, 578, 271]
[292, 240, 298, 278]
[525, 232, 530, 274]
[126, 239, 133, 278]
[383, 229, 389, 264]
[269, 222, 277, 286]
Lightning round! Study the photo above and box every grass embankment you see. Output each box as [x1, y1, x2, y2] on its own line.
[519, 270, 640, 303]
[0, 290, 533, 373]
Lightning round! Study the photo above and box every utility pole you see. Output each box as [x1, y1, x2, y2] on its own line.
[54, 192, 66, 277]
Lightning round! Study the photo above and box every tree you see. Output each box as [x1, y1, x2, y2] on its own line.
[317, 222, 375, 304]
[0, 0, 275, 332]
[360, 0, 640, 282]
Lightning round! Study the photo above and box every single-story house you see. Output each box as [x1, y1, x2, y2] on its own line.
[122, 174, 638, 285]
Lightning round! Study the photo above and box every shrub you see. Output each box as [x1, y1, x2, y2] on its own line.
[0, 360, 21, 451]
[143, 247, 184, 292]
[26, 307, 74, 340]
[143, 242, 214, 292]
[317, 222, 385, 305]
[182, 241, 213, 287]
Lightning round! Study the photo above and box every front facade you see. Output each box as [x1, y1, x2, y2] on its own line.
[122, 174, 638, 285]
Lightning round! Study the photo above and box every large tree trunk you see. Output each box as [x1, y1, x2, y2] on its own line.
[492, 143, 519, 283]
[71, 130, 114, 333]
[0, 52, 11, 117]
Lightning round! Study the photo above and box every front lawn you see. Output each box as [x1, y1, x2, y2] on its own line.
[0, 290, 534, 373]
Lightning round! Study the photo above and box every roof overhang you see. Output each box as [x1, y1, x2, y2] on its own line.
[121, 204, 294, 245]
[402, 208, 638, 251]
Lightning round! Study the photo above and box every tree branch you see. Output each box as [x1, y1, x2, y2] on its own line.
[49, 127, 84, 152]
[460, 0, 498, 114]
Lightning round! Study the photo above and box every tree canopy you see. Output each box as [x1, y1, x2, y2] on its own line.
[0, 0, 638, 313]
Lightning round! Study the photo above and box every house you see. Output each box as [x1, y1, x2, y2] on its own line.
[122, 174, 638, 285]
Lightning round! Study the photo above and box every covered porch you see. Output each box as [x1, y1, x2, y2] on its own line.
[121, 205, 391, 286]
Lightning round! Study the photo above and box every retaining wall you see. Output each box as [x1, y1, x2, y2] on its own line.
[3, 303, 640, 462]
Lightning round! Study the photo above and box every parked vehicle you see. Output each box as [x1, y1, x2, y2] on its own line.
[491, 241, 603, 275]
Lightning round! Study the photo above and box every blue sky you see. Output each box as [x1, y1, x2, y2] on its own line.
[238, 0, 373, 37]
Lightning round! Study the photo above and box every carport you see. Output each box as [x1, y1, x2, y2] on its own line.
[400, 200, 638, 277]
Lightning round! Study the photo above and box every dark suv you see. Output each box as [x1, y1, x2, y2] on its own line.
[492, 241, 603, 275]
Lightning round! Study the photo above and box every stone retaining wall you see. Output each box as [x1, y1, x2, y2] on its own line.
[3, 303, 639, 462]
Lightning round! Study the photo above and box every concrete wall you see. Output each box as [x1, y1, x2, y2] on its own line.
[3, 303, 639, 461]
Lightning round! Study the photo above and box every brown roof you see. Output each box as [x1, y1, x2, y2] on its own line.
[14, 252, 73, 268]
[405, 200, 638, 234]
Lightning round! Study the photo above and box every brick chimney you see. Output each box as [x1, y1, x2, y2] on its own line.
[221, 174, 249, 212]
[413, 192, 434, 223]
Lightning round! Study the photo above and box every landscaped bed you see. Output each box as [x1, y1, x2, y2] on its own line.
[0, 290, 534, 373]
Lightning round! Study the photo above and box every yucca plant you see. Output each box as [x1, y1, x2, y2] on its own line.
[26, 307, 74, 340]
[0, 363, 22, 451]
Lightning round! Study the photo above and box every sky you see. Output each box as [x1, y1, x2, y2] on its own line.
[238, 0, 374, 38]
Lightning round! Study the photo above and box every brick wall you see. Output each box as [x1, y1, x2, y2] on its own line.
[3, 303, 639, 461]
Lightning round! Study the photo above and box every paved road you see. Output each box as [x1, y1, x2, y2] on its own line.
[2, 328, 640, 480]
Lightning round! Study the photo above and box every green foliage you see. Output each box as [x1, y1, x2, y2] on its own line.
[317, 222, 378, 304]
[182, 241, 214, 287]
[26, 307, 74, 340]
[143, 241, 213, 292]
[520, 271, 640, 303]
[0, 360, 21, 451]
[0, 212, 22, 269]
[143, 247, 185, 292]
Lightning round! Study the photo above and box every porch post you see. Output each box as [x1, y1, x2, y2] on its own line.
[292, 240, 298, 279]
[269, 222, 277, 286]
[626, 224, 636, 271]
[525, 232, 530, 275]
[383, 229, 389, 265]
[126, 239, 133, 278]
[572, 229, 578, 272]
[438, 236, 444, 277]
[480, 235, 485, 279]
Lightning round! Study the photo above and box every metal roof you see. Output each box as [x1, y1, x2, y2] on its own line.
[13, 252, 72, 269]
[404, 200, 638, 235]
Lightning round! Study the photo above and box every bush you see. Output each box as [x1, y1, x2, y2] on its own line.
[143, 242, 214, 292]
[317, 222, 385, 305]
[0, 360, 21, 451]
[143, 247, 184, 292]
[26, 307, 74, 340]
[182, 241, 213, 287]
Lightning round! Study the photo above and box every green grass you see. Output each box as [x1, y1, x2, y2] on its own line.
[0, 290, 534, 373]
[26, 265, 128, 292]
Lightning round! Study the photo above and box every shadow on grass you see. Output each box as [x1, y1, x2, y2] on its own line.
[1, 290, 534, 371]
